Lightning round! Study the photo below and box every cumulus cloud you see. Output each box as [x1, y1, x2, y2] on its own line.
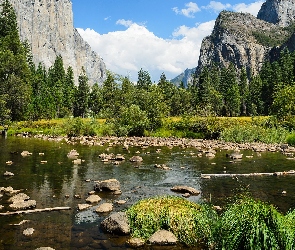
[172, 2, 201, 18]
[116, 19, 134, 27]
[77, 20, 215, 81]
[202, 1, 231, 13]
[232, 1, 264, 16]
[201, 1, 264, 16]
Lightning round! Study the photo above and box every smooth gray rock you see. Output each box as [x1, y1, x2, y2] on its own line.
[94, 179, 121, 192]
[101, 212, 130, 235]
[171, 185, 201, 195]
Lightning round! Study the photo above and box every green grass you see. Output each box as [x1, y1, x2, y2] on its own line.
[126, 196, 217, 247]
[126, 196, 295, 249]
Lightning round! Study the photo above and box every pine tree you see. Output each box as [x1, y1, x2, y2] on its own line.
[73, 68, 90, 118]
[137, 68, 152, 90]
[0, 0, 32, 121]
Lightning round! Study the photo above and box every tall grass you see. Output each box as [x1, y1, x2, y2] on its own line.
[126, 196, 295, 249]
[216, 196, 287, 250]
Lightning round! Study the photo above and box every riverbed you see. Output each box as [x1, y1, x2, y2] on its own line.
[1, 136, 295, 249]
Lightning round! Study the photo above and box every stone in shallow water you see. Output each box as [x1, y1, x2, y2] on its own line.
[8, 193, 30, 203]
[78, 204, 92, 211]
[101, 212, 130, 235]
[85, 194, 101, 203]
[126, 237, 145, 248]
[96, 203, 113, 213]
[23, 228, 34, 236]
[9, 200, 36, 210]
[148, 230, 178, 245]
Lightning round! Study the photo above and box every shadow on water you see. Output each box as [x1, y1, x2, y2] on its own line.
[0, 137, 295, 249]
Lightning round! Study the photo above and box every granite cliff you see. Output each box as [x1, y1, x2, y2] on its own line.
[172, 0, 295, 86]
[2, 0, 106, 85]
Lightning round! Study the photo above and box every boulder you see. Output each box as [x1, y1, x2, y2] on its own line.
[101, 212, 130, 235]
[96, 203, 113, 213]
[148, 230, 178, 245]
[8, 193, 30, 203]
[23, 228, 34, 236]
[21, 151, 32, 157]
[94, 179, 121, 192]
[3, 171, 14, 177]
[9, 200, 36, 210]
[171, 186, 201, 195]
[85, 195, 101, 204]
[67, 149, 79, 159]
[78, 204, 92, 211]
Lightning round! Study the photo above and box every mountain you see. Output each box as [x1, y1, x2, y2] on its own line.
[1, 0, 106, 85]
[172, 0, 295, 86]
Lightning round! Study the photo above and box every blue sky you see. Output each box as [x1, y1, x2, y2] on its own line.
[72, 0, 265, 82]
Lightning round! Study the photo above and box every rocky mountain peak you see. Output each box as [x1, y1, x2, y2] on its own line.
[257, 0, 295, 27]
[1, 0, 106, 85]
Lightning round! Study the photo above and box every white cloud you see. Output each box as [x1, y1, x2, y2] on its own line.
[116, 19, 134, 27]
[232, 1, 264, 16]
[202, 1, 231, 13]
[172, 2, 201, 18]
[77, 20, 215, 81]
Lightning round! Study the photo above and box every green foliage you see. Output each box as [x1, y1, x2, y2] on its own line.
[63, 117, 98, 137]
[126, 196, 217, 247]
[216, 196, 292, 250]
[113, 104, 149, 136]
[220, 124, 289, 143]
[286, 133, 295, 146]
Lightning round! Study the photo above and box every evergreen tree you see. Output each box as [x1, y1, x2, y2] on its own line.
[73, 68, 90, 118]
[64, 66, 75, 115]
[0, 0, 32, 121]
[89, 83, 103, 116]
[137, 68, 152, 90]
[219, 64, 241, 116]
[239, 67, 249, 115]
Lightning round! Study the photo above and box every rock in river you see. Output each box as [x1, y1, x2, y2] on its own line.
[94, 179, 121, 192]
[148, 229, 178, 245]
[171, 185, 201, 195]
[101, 212, 130, 235]
[96, 203, 113, 213]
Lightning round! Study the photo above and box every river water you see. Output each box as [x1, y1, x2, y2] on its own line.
[1, 137, 295, 249]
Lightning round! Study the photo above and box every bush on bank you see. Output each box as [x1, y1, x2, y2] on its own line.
[2, 115, 295, 144]
[125, 196, 295, 249]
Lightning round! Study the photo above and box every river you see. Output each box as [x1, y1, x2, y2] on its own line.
[0, 137, 295, 249]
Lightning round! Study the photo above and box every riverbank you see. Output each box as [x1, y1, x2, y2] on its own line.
[2, 116, 295, 145]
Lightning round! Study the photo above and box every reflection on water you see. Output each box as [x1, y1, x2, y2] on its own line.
[1, 137, 295, 249]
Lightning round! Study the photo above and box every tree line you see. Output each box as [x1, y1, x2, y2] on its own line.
[1, 0, 295, 134]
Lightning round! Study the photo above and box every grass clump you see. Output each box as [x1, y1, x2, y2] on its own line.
[126, 196, 217, 247]
[216, 196, 289, 250]
[286, 133, 295, 146]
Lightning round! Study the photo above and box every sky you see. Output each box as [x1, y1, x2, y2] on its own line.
[72, 0, 265, 82]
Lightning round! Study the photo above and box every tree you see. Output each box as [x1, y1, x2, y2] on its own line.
[89, 83, 103, 116]
[272, 84, 295, 119]
[0, 0, 32, 121]
[73, 68, 90, 118]
[239, 67, 249, 115]
[137, 68, 152, 90]
[219, 64, 241, 116]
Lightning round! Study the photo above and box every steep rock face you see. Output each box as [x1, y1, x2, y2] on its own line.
[257, 0, 295, 27]
[196, 11, 285, 77]
[2, 0, 106, 85]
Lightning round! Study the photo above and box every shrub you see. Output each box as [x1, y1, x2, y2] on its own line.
[286, 133, 295, 146]
[126, 196, 217, 247]
[215, 196, 289, 250]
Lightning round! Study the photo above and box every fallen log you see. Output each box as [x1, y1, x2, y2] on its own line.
[201, 170, 295, 178]
[0, 206, 71, 216]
